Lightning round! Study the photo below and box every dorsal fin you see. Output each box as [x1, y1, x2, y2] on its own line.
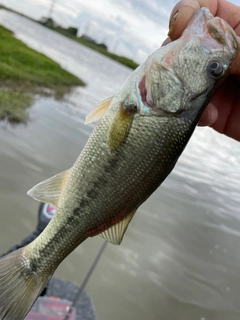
[27, 169, 71, 207]
[85, 97, 113, 124]
[99, 209, 136, 245]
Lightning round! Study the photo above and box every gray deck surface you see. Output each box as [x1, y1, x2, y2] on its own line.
[45, 278, 97, 320]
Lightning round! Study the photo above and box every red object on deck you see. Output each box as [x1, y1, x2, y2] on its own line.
[26, 296, 76, 320]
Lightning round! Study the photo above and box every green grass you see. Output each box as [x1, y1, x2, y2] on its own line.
[0, 90, 33, 123]
[0, 25, 85, 123]
[0, 26, 85, 90]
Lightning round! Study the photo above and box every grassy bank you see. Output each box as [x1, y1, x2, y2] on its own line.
[0, 90, 33, 123]
[0, 25, 85, 123]
[76, 37, 138, 70]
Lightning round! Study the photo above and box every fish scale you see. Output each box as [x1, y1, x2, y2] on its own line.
[29, 115, 195, 269]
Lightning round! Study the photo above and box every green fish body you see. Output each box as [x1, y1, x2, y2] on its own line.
[0, 8, 239, 320]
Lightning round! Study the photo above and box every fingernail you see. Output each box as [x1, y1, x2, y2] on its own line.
[168, 11, 179, 37]
[162, 37, 171, 46]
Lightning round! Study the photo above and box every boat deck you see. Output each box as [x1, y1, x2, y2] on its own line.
[46, 278, 97, 320]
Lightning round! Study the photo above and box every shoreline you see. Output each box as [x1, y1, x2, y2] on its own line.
[0, 24, 85, 124]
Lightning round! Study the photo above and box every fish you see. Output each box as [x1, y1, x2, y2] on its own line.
[0, 7, 239, 320]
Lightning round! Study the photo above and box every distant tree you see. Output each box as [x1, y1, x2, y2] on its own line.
[97, 43, 108, 50]
[40, 17, 57, 28]
[81, 35, 95, 43]
[67, 27, 78, 37]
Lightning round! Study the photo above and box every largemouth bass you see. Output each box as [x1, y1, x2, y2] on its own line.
[0, 8, 239, 320]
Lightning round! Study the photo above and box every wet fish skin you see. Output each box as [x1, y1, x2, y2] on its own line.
[0, 8, 239, 320]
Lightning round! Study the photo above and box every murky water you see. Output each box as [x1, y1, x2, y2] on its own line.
[1, 10, 240, 320]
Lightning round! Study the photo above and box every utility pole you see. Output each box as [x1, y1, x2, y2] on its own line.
[48, 0, 56, 18]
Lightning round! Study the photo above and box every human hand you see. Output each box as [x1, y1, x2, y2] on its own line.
[165, 0, 240, 141]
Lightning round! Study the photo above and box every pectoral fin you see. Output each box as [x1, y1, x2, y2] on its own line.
[27, 169, 71, 207]
[108, 103, 136, 151]
[99, 209, 136, 245]
[85, 97, 113, 124]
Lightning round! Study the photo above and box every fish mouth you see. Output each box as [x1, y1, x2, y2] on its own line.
[207, 17, 240, 54]
[181, 8, 240, 56]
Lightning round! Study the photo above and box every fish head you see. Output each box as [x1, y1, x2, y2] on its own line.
[138, 7, 239, 119]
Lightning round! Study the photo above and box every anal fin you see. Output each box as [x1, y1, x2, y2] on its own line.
[99, 209, 136, 245]
[27, 169, 71, 207]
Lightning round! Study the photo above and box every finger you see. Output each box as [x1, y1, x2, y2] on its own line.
[169, 0, 240, 39]
[198, 103, 218, 127]
[215, 1, 240, 31]
[168, 0, 218, 40]
[220, 0, 240, 77]
[168, 1, 199, 40]
[211, 75, 240, 141]
[230, 52, 240, 76]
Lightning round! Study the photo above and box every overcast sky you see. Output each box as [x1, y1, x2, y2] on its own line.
[0, 0, 239, 63]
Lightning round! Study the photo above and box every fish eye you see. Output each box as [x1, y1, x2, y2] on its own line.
[207, 60, 224, 79]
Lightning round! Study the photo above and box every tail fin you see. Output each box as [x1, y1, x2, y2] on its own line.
[0, 248, 50, 320]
